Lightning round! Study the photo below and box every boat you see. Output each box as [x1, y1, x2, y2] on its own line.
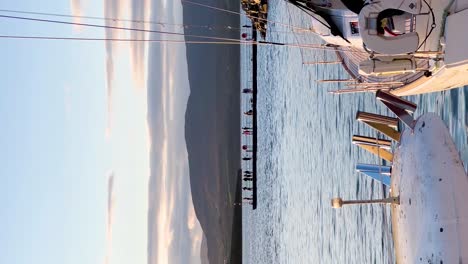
[331, 91, 468, 263]
[287, 0, 468, 95]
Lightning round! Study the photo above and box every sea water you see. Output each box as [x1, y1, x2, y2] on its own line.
[241, 1, 468, 263]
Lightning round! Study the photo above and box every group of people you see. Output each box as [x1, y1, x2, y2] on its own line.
[242, 144, 254, 205]
[242, 170, 254, 204]
[243, 89, 254, 116]
[243, 170, 254, 182]
[242, 127, 253, 136]
[241, 88, 255, 206]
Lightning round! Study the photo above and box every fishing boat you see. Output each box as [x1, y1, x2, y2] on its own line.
[331, 91, 468, 263]
[288, 0, 468, 95]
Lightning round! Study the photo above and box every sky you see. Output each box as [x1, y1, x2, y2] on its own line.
[0, 0, 202, 263]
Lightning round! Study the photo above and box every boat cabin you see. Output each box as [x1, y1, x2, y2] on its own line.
[358, 0, 421, 54]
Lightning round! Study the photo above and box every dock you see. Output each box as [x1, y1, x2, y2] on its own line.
[251, 28, 258, 210]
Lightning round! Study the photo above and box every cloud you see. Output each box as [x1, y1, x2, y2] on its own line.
[69, 0, 85, 29]
[187, 204, 197, 231]
[70, 0, 83, 16]
[187, 203, 203, 256]
[146, 29, 202, 264]
[105, 55, 114, 139]
[101, 0, 203, 263]
[103, 0, 151, 137]
[104, 172, 116, 264]
[103, 0, 127, 138]
[129, 0, 151, 90]
[107, 173, 115, 227]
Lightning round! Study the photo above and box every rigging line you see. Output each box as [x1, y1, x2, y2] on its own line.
[0, 35, 250, 44]
[0, 14, 344, 50]
[285, 0, 350, 43]
[416, 0, 436, 51]
[0, 8, 243, 31]
[284, 0, 331, 30]
[285, 4, 306, 62]
[181, 0, 315, 33]
[0, 14, 243, 43]
[0, 8, 313, 36]
[0, 34, 367, 52]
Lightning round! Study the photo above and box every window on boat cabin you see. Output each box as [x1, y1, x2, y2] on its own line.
[364, 9, 414, 36]
[350, 21, 359, 35]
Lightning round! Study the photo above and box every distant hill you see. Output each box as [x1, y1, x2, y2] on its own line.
[182, 1, 242, 263]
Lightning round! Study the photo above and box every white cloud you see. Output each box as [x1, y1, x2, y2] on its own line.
[104, 172, 116, 264]
[70, 0, 83, 16]
[101, 0, 204, 263]
[146, 32, 202, 264]
[129, 0, 151, 90]
[69, 0, 85, 30]
[103, 0, 127, 138]
[103, 0, 151, 137]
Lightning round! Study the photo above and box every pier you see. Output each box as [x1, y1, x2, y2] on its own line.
[240, 28, 258, 210]
[251, 28, 258, 210]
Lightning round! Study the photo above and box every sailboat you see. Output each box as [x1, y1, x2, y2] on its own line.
[331, 91, 468, 263]
[288, 0, 468, 95]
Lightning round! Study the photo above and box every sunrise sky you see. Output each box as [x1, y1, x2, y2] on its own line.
[0, 0, 203, 263]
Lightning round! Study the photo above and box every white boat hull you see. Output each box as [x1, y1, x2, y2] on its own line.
[391, 114, 468, 263]
[306, 0, 468, 94]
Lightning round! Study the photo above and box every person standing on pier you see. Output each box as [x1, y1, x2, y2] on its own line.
[243, 177, 253, 182]
[241, 33, 254, 41]
[242, 130, 252, 135]
[244, 110, 253, 115]
[242, 145, 253, 152]
[242, 88, 253, 93]
[242, 156, 252, 161]
[243, 187, 253, 191]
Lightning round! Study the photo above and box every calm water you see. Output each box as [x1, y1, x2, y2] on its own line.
[241, 2, 468, 263]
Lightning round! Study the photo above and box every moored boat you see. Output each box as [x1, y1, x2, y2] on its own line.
[288, 0, 468, 95]
[331, 91, 468, 263]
